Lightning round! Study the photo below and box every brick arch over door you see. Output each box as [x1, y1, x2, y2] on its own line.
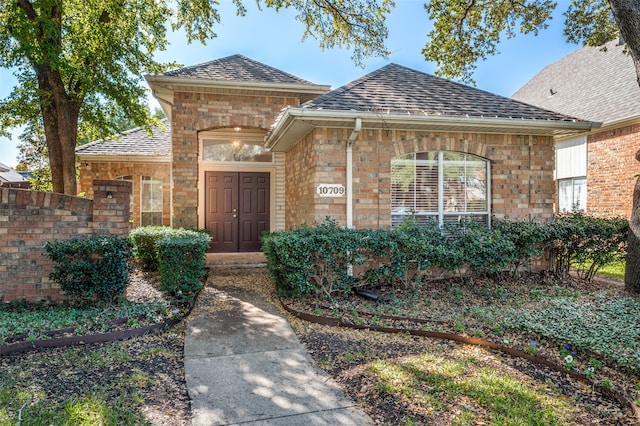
[170, 92, 301, 228]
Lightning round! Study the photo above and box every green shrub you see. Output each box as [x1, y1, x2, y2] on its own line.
[130, 226, 173, 271]
[156, 229, 211, 302]
[44, 235, 133, 302]
[263, 214, 629, 298]
[262, 219, 363, 297]
[361, 218, 462, 288]
[548, 213, 628, 281]
[493, 218, 553, 275]
[446, 219, 516, 277]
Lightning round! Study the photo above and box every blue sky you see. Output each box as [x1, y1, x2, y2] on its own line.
[0, 0, 577, 167]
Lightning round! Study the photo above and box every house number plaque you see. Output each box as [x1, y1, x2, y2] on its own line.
[316, 184, 345, 197]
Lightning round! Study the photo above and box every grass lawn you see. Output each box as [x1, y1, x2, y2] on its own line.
[595, 259, 626, 280]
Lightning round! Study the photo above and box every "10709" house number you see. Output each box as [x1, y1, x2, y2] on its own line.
[316, 184, 345, 197]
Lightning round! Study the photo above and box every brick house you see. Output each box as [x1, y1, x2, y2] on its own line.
[77, 55, 596, 252]
[512, 39, 640, 218]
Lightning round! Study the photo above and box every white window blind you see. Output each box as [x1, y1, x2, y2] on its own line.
[391, 151, 490, 227]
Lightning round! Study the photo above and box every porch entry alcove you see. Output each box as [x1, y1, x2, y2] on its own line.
[205, 171, 270, 252]
[201, 127, 272, 253]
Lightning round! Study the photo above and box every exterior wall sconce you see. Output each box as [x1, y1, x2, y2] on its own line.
[106, 191, 113, 199]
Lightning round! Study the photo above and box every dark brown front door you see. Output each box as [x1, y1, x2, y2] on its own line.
[205, 171, 270, 252]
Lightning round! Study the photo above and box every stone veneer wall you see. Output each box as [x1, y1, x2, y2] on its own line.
[0, 180, 131, 302]
[284, 128, 556, 229]
[587, 123, 640, 219]
[170, 92, 301, 229]
[78, 161, 171, 227]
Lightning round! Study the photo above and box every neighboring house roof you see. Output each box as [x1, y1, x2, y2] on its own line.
[512, 39, 640, 125]
[0, 162, 11, 172]
[146, 55, 331, 119]
[0, 169, 27, 183]
[266, 63, 596, 151]
[164, 54, 315, 85]
[76, 120, 170, 158]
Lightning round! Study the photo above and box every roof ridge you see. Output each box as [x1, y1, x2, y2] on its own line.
[301, 62, 581, 122]
[164, 54, 243, 76]
[163, 54, 318, 85]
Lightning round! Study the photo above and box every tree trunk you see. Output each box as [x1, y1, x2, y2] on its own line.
[35, 66, 80, 196]
[609, 0, 640, 293]
[609, 0, 640, 85]
[624, 150, 640, 293]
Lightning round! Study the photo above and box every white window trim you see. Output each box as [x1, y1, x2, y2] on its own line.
[391, 151, 491, 227]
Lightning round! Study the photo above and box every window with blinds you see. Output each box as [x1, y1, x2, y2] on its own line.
[391, 151, 490, 227]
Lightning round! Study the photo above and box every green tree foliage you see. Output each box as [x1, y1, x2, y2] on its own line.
[0, 0, 392, 195]
[422, 0, 626, 84]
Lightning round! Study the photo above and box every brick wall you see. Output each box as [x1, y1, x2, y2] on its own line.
[79, 161, 170, 227]
[285, 133, 317, 227]
[170, 92, 301, 228]
[0, 180, 132, 302]
[587, 123, 640, 218]
[284, 128, 556, 229]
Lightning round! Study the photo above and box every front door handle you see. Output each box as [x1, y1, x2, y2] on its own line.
[233, 214, 237, 218]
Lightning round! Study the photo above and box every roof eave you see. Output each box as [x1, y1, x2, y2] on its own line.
[265, 108, 598, 152]
[145, 74, 331, 96]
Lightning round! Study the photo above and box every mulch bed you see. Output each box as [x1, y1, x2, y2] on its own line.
[0, 269, 191, 426]
[277, 271, 640, 425]
[2, 267, 639, 425]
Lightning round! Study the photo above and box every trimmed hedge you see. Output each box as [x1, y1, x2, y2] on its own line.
[262, 215, 629, 297]
[156, 230, 211, 301]
[130, 226, 173, 271]
[131, 227, 211, 301]
[549, 213, 628, 281]
[44, 235, 133, 302]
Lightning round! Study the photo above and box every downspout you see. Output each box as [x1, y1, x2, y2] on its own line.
[346, 117, 362, 229]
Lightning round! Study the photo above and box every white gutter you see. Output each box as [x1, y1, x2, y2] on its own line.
[265, 107, 599, 152]
[346, 118, 362, 229]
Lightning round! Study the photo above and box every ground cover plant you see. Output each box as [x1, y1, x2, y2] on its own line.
[0, 270, 190, 426]
[0, 228, 210, 425]
[286, 271, 640, 425]
[265, 216, 639, 423]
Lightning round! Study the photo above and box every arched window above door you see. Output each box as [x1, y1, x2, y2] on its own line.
[200, 127, 272, 162]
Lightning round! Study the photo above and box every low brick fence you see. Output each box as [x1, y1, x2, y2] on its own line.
[0, 180, 132, 302]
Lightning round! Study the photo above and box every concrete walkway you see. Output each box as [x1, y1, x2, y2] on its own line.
[184, 265, 374, 426]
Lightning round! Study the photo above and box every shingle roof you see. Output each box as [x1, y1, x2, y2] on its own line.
[76, 120, 170, 157]
[164, 54, 315, 85]
[512, 40, 640, 124]
[0, 169, 27, 183]
[302, 63, 579, 122]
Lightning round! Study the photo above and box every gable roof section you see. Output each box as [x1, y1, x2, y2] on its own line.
[76, 120, 170, 159]
[147, 55, 330, 119]
[512, 40, 640, 125]
[164, 54, 314, 85]
[304, 63, 575, 120]
[266, 64, 596, 152]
